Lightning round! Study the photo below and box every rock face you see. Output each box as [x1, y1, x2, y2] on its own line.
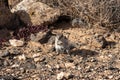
[10, 0, 61, 26]
[0, 0, 14, 28]
[8, 0, 23, 8]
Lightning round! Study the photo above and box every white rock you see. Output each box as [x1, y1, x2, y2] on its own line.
[18, 54, 26, 60]
[65, 62, 75, 69]
[57, 72, 65, 80]
[108, 75, 113, 79]
[11, 63, 19, 68]
[57, 72, 72, 80]
[9, 39, 24, 47]
[56, 64, 60, 69]
[34, 57, 40, 62]
[33, 53, 40, 58]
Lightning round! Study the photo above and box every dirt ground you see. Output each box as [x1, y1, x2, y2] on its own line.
[0, 21, 120, 80]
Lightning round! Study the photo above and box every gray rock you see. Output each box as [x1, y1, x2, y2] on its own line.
[0, 51, 10, 58]
[0, 76, 18, 80]
[21, 61, 36, 69]
[40, 57, 46, 62]
[3, 60, 10, 66]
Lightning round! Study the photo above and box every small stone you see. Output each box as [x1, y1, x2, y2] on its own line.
[34, 57, 40, 62]
[11, 63, 19, 68]
[0, 75, 18, 80]
[39, 57, 46, 62]
[30, 33, 36, 41]
[36, 63, 41, 69]
[33, 53, 40, 58]
[30, 32, 46, 42]
[56, 64, 60, 69]
[33, 77, 40, 80]
[21, 62, 36, 69]
[27, 41, 46, 52]
[9, 39, 24, 47]
[77, 66, 81, 70]
[90, 57, 97, 62]
[1, 51, 10, 57]
[110, 34, 115, 40]
[20, 68, 25, 73]
[64, 73, 73, 79]
[57, 72, 73, 80]
[18, 54, 26, 61]
[65, 62, 75, 69]
[108, 75, 113, 79]
[4, 60, 10, 66]
[57, 72, 65, 80]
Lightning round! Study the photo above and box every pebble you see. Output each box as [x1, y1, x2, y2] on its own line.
[56, 64, 60, 69]
[77, 66, 81, 70]
[9, 39, 24, 47]
[65, 62, 75, 69]
[36, 63, 41, 69]
[21, 62, 36, 69]
[34, 57, 40, 62]
[57, 72, 73, 80]
[30, 34, 36, 41]
[33, 53, 40, 58]
[0, 76, 18, 80]
[57, 72, 65, 80]
[0, 51, 10, 58]
[20, 68, 25, 73]
[90, 57, 97, 62]
[27, 41, 43, 52]
[33, 77, 41, 80]
[11, 63, 20, 68]
[3, 60, 9, 66]
[108, 75, 113, 79]
[18, 54, 26, 61]
[39, 57, 46, 62]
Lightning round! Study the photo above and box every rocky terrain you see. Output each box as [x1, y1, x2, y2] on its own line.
[0, 21, 120, 80]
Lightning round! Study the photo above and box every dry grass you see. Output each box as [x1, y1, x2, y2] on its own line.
[38, 0, 120, 29]
[5, 0, 120, 30]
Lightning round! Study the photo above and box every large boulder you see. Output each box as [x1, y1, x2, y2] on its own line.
[0, 0, 13, 28]
[10, 0, 61, 26]
[0, 0, 20, 29]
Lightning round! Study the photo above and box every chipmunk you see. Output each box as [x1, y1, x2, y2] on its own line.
[55, 34, 70, 54]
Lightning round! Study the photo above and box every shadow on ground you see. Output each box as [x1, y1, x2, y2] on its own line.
[71, 49, 99, 57]
[107, 41, 116, 48]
